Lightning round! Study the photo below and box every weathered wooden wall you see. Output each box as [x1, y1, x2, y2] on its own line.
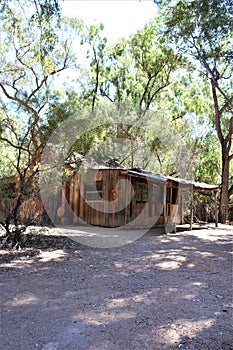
[60, 169, 183, 228]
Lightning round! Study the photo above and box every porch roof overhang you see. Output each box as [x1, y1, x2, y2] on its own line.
[127, 170, 219, 193]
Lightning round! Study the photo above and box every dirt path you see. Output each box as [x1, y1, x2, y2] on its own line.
[0, 224, 232, 350]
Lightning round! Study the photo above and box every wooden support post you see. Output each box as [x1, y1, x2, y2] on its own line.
[163, 183, 167, 234]
[214, 190, 218, 227]
[189, 186, 193, 231]
[181, 190, 184, 224]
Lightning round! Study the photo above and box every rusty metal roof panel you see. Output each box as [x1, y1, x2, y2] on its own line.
[127, 170, 167, 183]
[127, 170, 218, 191]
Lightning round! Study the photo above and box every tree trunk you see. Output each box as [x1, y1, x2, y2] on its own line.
[219, 142, 229, 223]
[211, 79, 231, 224]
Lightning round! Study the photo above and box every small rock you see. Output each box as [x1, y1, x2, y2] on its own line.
[216, 294, 223, 299]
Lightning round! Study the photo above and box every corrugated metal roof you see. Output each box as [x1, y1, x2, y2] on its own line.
[78, 167, 218, 192]
[127, 170, 167, 183]
[127, 170, 218, 191]
[192, 181, 219, 191]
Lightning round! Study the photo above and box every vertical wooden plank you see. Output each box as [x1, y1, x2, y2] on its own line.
[107, 169, 113, 228]
[79, 173, 84, 223]
[125, 174, 130, 225]
[73, 173, 79, 223]
[102, 169, 108, 227]
[118, 172, 125, 226]
[111, 169, 118, 227]
[131, 177, 137, 221]
[69, 177, 74, 224]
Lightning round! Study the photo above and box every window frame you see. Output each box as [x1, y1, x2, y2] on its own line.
[84, 181, 103, 202]
[166, 187, 178, 205]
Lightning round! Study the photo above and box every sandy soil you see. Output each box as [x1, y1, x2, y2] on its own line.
[0, 224, 232, 350]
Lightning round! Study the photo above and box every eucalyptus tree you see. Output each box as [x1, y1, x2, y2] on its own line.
[101, 21, 182, 114]
[87, 21, 183, 167]
[70, 22, 108, 112]
[0, 0, 77, 242]
[158, 0, 233, 223]
[0, 0, 74, 158]
[129, 22, 182, 115]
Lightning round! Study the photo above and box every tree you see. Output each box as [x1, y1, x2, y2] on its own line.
[94, 21, 184, 166]
[66, 20, 184, 169]
[100, 21, 182, 114]
[158, 0, 233, 223]
[44, 89, 110, 165]
[130, 22, 182, 115]
[82, 24, 108, 112]
[0, 0, 75, 245]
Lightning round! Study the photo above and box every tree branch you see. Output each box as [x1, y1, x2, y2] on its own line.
[0, 83, 38, 116]
[0, 137, 28, 152]
[225, 116, 233, 153]
[211, 80, 224, 144]
[190, 35, 233, 108]
[101, 92, 114, 103]
[145, 81, 170, 113]
[219, 97, 233, 116]
[26, 53, 70, 102]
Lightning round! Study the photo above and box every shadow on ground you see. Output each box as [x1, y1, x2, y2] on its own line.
[0, 224, 232, 350]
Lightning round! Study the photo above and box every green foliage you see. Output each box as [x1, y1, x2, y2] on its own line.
[0, 140, 18, 178]
[0, 0, 76, 231]
[78, 22, 108, 111]
[158, 0, 232, 107]
[159, 0, 232, 55]
[0, 0, 74, 117]
[158, 0, 232, 222]
[0, 113, 26, 178]
[0, 0, 231, 226]
[194, 134, 221, 184]
[100, 20, 182, 113]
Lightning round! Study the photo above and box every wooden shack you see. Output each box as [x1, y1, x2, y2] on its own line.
[57, 168, 219, 231]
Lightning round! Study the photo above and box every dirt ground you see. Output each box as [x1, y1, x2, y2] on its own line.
[0, 223, 232, 350]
